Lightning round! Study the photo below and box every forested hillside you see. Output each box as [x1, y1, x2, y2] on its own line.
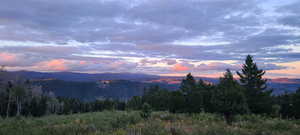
[32, 79, 177, 101]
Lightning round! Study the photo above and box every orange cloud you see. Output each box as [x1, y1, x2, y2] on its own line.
[39, 59, 68, 71]
[172, 64, 189, 71]
[268, 61, 300, 78]
[0, 52, 17, 62]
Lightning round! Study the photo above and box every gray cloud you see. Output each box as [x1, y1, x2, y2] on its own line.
[0, 0, 300, 76]
[278, 1, 300, 27]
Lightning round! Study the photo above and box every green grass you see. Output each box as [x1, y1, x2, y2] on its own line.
[0, 111, 142, 135]
[0, 111, 299, 135]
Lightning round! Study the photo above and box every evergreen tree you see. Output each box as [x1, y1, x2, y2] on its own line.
[186, 88, 203, 113]
[237, 55, 273, 114]
[186, 79, 210, 113]
[213, 69, 249, 124]
[127, 96, 143, 110]
[180, 73, 196, 95]
[140, 103, 152, 119]
[142, 86, 170, 110]
[168, 91, 185, 113]
[276, 92, 293, 118]
[198, 80, 215, 113]
[179, 73, 197, 112]
[293, 88, 300, 118]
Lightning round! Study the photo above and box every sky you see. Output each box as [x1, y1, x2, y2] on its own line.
[0, 0, 300, 78]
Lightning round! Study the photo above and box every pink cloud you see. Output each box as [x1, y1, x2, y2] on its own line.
[38, 59, 68, 71]
[79, 61, 87, 65]
[0, 52, 17, 62]
[172, 64, 189, 71]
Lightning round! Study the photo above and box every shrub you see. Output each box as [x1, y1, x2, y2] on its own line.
[111, 112, 142, 129]
[140, 103, 152, 119]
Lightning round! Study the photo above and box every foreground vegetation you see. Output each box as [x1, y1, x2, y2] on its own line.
[0, 111, 300, 135]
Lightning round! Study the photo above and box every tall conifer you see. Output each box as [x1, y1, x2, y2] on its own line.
[237, 55, 272, 114]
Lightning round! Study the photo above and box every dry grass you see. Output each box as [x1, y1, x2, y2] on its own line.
[0, 111, 299, 135]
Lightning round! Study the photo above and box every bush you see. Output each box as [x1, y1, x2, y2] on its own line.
[140, 103, 152, 119]
[111, 112, 142, 128]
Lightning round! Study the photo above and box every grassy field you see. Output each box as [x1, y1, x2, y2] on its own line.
[0, 111, 300, 135]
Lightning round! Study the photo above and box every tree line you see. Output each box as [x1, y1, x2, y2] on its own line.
[127, 55, 300, 122]
[0, 55, 300, 121]
[0, 66, 125, 117]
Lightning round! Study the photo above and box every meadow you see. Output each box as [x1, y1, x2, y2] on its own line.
[0, 111, 299, 135]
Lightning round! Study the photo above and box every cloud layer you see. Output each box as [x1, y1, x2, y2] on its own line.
[0, 0, 300, 78]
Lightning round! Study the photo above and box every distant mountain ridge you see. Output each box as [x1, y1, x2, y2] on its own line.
[270, 78, 300, 84]
[9, 71, 300, 99]
[11, 71, 221, 83]
[12, 70, 159, 82]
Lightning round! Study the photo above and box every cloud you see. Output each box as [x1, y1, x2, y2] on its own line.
[0, 52, 31, 67]
[37, 59, 69, 71]
[257, 63, 288, 71]
[195, 62, 240, 71]
[277, 1, 300, 27]
[0, 52, 17, 62]
[79, 61, 87, 65]
[0, 0, 300, 77]
[172, 64, 190, 71]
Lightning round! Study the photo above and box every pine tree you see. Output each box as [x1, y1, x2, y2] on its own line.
[214, 69, 249, 124]
[237, 55, 273, 114]
[180, 73, 196, 95]
[293, 88, 300, 118]
[197, 79, 215, 112]
[186, 79, 212, 113]
[142, 86, 170, 110]
[140, 103, 152, 119]
[179, 73, 197, 112]
[169, 91, 185, 113]
[127, 96, 143, 110]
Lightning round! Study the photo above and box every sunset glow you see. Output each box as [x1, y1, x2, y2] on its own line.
[0, 0, 300, 78]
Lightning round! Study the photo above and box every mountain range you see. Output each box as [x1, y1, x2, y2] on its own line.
[9, 71, 300, 100]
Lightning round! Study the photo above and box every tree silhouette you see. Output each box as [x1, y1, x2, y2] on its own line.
[214, 69, 249, 124]
[237, 55, 272, 114]
[180, 73, 196, 95]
